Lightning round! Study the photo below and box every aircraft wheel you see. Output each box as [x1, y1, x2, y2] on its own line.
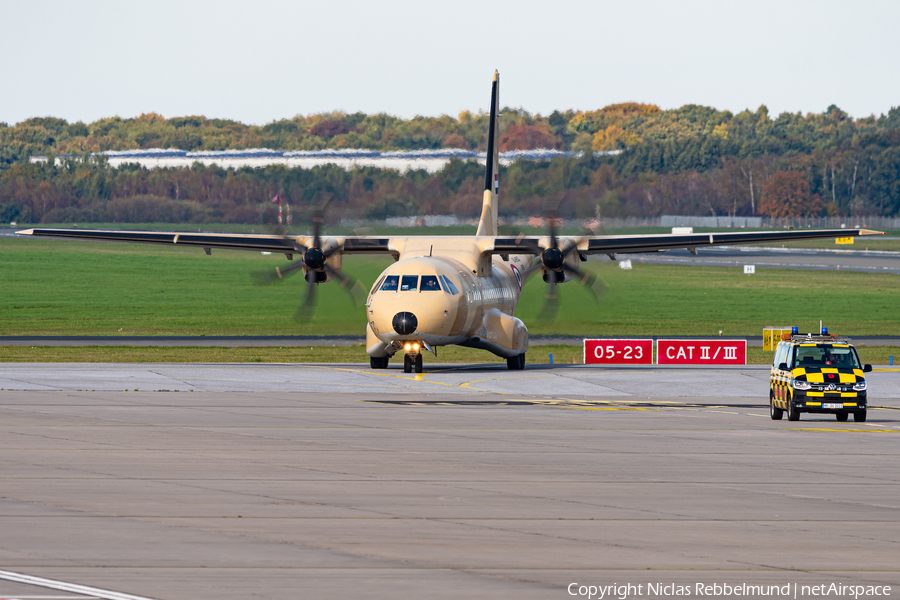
[403, 355, 412, 373]
[370, 356, 389, 369]
[836, 412, 848, 422]
[854, 410, 867, 422]
[769, 393, 783, 420]
[414, 354, 423, 373]
[507, 353, 525, 370]
[787, 400, 800, 421]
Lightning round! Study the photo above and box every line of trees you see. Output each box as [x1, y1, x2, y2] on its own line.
[1, 102, 899, 223]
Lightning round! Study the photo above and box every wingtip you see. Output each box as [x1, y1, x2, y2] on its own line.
[493, 70, 499, 81]
[15, 228, 34, 235]
[859, 229, 885, 235]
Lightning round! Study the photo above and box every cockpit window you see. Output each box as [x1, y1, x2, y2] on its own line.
[380, 275, 399, 291]
[400, 275, 418, 291]
[371, 276, 385, 295]
[440, 275, 459, 295]
[420, 275, 441, 291]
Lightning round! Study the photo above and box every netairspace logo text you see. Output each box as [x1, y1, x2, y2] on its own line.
[567, 582, 892, 599]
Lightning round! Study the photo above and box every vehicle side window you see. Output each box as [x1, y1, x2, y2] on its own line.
[380, 276, 398, 291]
[850, 348, 863, 369]
[773, 344, 784, 368]
[787, 346, 797, 369]
[420, 275, 441, 291]
[400, 275, 418, 291]
[440, 275, 459, 295]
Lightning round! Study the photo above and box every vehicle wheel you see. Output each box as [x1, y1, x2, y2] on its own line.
[370, 356, 389, 369]
[770, 393, 783, 420]
[414, 353, 423, 373]
[787, 400, 800, 421]
[836, 412, 848, 422]
[403, 355, 412, 373]
[854, 410, 867, 422]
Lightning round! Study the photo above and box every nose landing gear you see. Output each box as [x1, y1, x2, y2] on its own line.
[404, 353, 423, 374]
[506, 353, 526, 370]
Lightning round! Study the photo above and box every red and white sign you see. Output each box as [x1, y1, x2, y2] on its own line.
[657, 339, 746, 365]
[584, 339, 653, 365]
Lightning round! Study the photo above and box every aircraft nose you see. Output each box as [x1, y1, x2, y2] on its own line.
[392, 312, 418, 336]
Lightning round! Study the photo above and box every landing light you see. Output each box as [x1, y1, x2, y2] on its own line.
[413, 343, 420, 351]
[404, 343, 412, 351]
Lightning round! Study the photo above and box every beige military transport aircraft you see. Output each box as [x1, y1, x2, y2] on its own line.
[18, 72, 884, 373]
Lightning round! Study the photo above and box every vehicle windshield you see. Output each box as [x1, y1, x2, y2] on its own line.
[793, 345, 861, 369]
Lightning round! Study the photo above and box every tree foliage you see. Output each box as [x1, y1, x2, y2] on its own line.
[758, 171, 823, 218]
[2, 101, 900, 222]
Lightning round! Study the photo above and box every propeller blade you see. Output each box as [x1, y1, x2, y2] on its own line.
[251, 258, 306, 285]
[310, 193, 334, 251]
[548, 217, 558, 250]
[558, 235, 586, 259]
[561, 263, 608, 305]
[324, 265, 368, 308]
[311, 215, 322, 251]
[540, 275, 559, 323]
[515, 233, 545, 257]
[296, 274, 319, 320]
[520, 256, 546, 283]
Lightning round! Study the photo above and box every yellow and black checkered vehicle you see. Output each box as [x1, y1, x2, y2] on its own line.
[770, 334, 872, 422]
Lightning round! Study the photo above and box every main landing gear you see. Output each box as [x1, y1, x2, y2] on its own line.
[370, 356, 389, 369]
[404, 353, 423, 374]
[506, 353, 525, 370]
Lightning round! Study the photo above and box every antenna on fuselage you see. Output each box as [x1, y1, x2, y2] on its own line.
[476, 70, 500, 237]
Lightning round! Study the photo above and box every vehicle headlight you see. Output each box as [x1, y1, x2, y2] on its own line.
[793, 380, 811, 390]
[853, 381, 867, 391]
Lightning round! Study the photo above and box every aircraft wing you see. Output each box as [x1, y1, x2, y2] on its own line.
[15, 228, 393, 255]
[16, 226, 883, 258]
[489, 228, 884, 256]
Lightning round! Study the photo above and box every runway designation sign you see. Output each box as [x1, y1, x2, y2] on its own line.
[657, 339, 747, 365]
[584, 339, 653, 365]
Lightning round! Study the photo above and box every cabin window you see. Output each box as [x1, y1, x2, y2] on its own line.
[440, 275, 459, 295]
[400, 275, 419, 291]
[380, 275, 399, 291]
[420, 275, 441, 291]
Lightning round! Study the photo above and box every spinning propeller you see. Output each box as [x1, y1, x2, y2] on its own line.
[253, 202, 367, 318]
[516, 214, 607, 322]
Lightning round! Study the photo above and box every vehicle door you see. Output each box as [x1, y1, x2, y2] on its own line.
[771, 343, 784, 401]
[779, 345, 796, 404]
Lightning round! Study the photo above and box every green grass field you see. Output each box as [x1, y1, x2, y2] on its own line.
[2, 235, 898, 338]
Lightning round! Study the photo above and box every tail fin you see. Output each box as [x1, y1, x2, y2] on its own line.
[476, 70, 500, 237]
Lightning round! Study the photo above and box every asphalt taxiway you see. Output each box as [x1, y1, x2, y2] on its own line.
[623, 244, 900, 274]
[1, 365, 899, 600]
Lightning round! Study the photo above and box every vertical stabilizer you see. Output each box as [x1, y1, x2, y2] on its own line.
[476, 70, 500, 237]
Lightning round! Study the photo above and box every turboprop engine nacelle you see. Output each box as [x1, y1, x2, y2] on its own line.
[302, 237, 343, 283]
[541, 251, 582, 283]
